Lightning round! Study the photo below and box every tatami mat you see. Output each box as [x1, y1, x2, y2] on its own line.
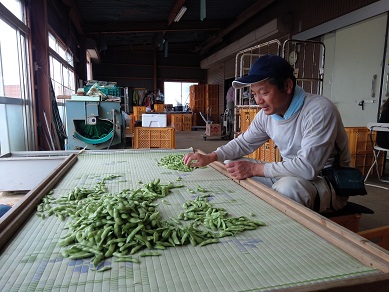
[0, 149, 382, 291]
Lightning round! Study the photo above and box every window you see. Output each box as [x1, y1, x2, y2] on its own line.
[1, 0, 24, 22]
[164, 81, 198, 107]
[86, 50, 93, 81]
[48, 32, 75, 99]
[0, 1, 33, 154]
[0, 19, 22, 98]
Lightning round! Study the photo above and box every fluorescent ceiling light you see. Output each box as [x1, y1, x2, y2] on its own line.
[174, 6, 187, 22]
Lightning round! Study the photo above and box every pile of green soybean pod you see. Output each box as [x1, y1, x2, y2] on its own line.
[37, 175, 265, 271]
[157, 153, 196, 172]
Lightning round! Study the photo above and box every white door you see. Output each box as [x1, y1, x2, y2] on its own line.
[323, 13, 388, 127]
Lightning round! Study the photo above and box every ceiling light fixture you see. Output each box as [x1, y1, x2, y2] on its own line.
[200, 0, 206, 21]
[174, 6, 187, 22]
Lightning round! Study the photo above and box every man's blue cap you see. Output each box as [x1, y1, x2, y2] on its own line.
[232, 54, 294, 89]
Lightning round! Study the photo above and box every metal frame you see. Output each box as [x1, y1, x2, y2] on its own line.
[233, 39, 282, 136]
[232, 39, 326, 138]
[282, 39, 325, 95]
[365, 122, 389, 188]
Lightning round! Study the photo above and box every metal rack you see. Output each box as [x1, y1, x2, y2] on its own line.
[282, 39, 325, 95]
[233, 39, 326, 137]
[233, 39, 282, 136]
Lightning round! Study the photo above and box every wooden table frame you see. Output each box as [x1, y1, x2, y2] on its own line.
[0, 150, 388, 291]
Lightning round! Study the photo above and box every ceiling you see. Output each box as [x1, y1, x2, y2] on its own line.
[65, 0, 276, 57]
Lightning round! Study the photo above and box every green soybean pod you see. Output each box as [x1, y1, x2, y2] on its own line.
[93, 254, 105, 267]
[139, 251, 161, 257]
[126, 224, 144, 243]
[115, 257, 141, 263]
[68, 251, 94, 259]
[59, 234, 76, 247]
[104, 244, 116, 257]
[171, 230, 180, 245]
[96, 266, 112, 272]
[153, 245, 166, 250]
[199, 238, 220, 247]
[130, 244, 145, 255]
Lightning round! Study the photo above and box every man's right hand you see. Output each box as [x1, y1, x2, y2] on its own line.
[182, 152, 218, 167]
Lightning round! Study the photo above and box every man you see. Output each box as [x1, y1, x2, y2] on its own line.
[183, 54, 350, 212]
[225, 85, 235, 139]
[376, 99, 389, 148]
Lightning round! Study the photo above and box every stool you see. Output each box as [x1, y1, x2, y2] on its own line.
[321, 202, 374, 232]
[358, 226, 389, 250]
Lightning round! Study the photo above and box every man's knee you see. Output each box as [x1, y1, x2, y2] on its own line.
[272, 177, 316, 208]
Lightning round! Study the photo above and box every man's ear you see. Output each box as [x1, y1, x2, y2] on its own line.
[286, 78, 294, 94]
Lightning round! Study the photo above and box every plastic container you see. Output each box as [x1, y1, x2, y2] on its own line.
[133, 127, 175, 149]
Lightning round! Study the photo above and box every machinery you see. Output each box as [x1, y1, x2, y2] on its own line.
[200, 110, 232, 141]
[65, 100, 122, 150]
[221, 108, 233, 140]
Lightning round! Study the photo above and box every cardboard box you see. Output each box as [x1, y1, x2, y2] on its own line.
[206, 124, 221, 137]
[142, 114, 167, 127]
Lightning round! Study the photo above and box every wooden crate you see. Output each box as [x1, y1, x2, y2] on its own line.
[183, 113, 192, 124]
[244, 141, 282, 162]
[205, 84, 218, 94]
[258, 140, 282, 162]
[171, 114, 183, 123]
[239, 108, 260, 132]
[190, 84, 218, 125]
[183, 122, 192, 131]
[350, 153, 385, 176]
[133, 127, 175, 149]
[345, 127, 374, 154]
[205, 84, 218, 101]
[190, 99, 205, 113]
[153, 103, 164, 112]
[246, 148, 261, 160]
[190, 84, 205, 98]
[170, 114, 183, 131]
[133, 106, 146, 121]
[125, 114, 135, 137]
[193, 112, 205, 127]
[206, 99, 218, 112]
[345, 127, 385, 176]
[171, 122, 183, 131]
[239, 108, 281, 162]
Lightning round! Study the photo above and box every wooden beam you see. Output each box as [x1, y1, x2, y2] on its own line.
[62, 0, 84, 35]
[30, 0, 51, 150]
[208, 159, 389, 273]
[0, 154, 78, 252]
[196, 0, 277, 54]
[84, 20, 223, 34]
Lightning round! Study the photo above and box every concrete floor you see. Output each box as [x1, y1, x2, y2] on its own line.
[174, 130, 389, 233]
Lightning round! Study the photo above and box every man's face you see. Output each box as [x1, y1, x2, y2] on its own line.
[250, 79, 293, 117]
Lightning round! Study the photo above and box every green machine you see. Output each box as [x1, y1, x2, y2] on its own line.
[65, 100, 122, 150]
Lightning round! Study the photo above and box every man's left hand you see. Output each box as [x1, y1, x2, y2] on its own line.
[224, 160, 264, 180]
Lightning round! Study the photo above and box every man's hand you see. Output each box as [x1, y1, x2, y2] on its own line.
[225, 160, 264, 180]
[182, 152, 218, 167]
